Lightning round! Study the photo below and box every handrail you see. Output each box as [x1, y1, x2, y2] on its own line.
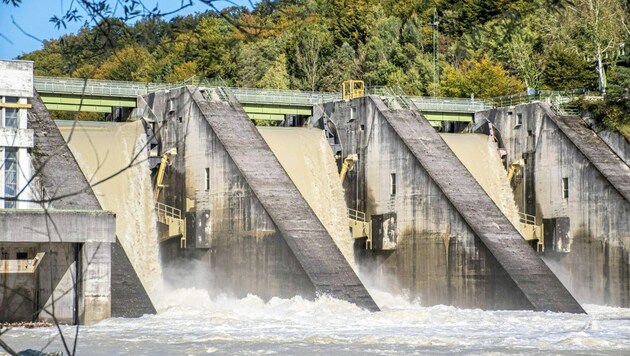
[348, 208, 367, 222]
[156, 202, 181, 220]
[519, 212, 537, 225]
[43, 76, 599, 114]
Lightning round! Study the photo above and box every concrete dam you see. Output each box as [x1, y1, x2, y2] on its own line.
[23, 77, 630, 323]
[48, 85, 585, 315]
[12, 61, 630, 331]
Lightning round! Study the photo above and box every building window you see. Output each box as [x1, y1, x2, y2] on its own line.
[515, 113, 523, 128]
[390, 173, 396, 196]
[204, 168, 210, 191]
[16, 252, 28, 260]
[4, 97, 19, 128]
[167, 98, 176, 113]
[4, 147, 18, 208]
[562, 177, 569, 199]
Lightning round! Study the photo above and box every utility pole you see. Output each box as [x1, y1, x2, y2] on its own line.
[429, 9, 440, 97]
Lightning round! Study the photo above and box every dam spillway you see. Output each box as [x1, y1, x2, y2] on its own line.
[55, 120, 157, 317]
[321, 95, 584, 313]
[45, 90, 587, 314]
[10, 62, 630, 334]
[440, 133, 520, 228]
[147, 87, 379, 311]
[257, 127, 357, 270]
[485, 102, 630, 306]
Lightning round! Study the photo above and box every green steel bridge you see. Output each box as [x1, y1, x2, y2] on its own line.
[33, 76, 493, 123]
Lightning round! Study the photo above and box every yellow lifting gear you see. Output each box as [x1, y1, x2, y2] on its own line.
[154, 148, 177, 200]
[507, 159, 525, 182]
[339, 154, 358, 183]
[342, 80, 365, 101]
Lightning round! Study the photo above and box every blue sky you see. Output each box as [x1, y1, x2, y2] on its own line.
[0, 0, 255, 60]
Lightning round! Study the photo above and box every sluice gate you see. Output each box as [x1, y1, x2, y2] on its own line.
[55, 119, 157, 317]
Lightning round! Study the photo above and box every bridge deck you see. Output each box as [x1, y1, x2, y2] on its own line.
[33, 76, 494, 119]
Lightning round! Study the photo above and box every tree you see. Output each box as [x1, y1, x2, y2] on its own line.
[440, 55, 524, 98]
[292, 23, 333, 91]
[559, 0, 629, 94]
[319, 42, 360, 92]
[93, 45, 154, 81]
[541, 44, 598, 90]
[237, 37, 290, 89]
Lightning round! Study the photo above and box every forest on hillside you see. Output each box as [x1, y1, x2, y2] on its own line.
[17, 0, 630, 100]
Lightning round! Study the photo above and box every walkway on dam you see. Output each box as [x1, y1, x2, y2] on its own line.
[33, 76, 493, 121]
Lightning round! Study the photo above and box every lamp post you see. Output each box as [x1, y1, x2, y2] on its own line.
[429, 9, 440, 97]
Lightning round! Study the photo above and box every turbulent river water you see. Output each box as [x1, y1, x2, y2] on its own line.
[8, 125, 628, 355]
[4, 291, 630, 355]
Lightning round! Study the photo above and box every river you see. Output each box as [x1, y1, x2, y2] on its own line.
[9, 126, 626, 355]
[3, 290, 630, 355]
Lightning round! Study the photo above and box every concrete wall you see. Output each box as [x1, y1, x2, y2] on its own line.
[0, 60, 33, 98]
[146, 87, 378, 311]
[0, 210, 114, 323]
[323, 96, 582, 312]
[486, 103, 630, 306]
[598, 130, 630, 166]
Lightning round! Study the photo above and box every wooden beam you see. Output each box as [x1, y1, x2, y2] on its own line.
[0, 103, 32, 109]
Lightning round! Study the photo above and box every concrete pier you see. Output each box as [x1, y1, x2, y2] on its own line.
[147, 87, 378, 311]
[323, 96, 583, 313]
[486, 103, 630, 306]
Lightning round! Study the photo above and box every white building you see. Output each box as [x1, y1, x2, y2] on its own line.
[0, 60, 34, 209]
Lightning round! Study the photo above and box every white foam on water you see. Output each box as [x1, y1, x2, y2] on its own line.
[4, 291, 630, 355]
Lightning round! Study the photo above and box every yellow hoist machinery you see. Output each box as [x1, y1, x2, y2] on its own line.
[342, 80, 365, 101]
[154, 148, 177, 201]
[339, 154, 358, 183]
[153, 148, 186, 248]
[338, 153, 372, 249]
[507, 158, 525, 183]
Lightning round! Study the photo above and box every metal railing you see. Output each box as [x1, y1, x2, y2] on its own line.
[35, 76, 151, 97]
[409, 96, 493, 113]
[490, 89, 602, 108]
[348, 208, 367, 222]
[156, 202, 182, 220]
[519, 212, 537, 225]
[228, 87, 341, 105]
[42, 76, 600, 115]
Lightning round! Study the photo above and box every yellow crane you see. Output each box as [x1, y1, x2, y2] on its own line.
[339, 154, 358, 183]
[154, 148, 177, 201]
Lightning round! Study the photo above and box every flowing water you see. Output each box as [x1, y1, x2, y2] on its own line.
[56, 120, 162, 295]
[10, 127, 628, 354]
[257, 127, 356, 270]
[3, 292, 630, 355]
[441, 133, 521, 227]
